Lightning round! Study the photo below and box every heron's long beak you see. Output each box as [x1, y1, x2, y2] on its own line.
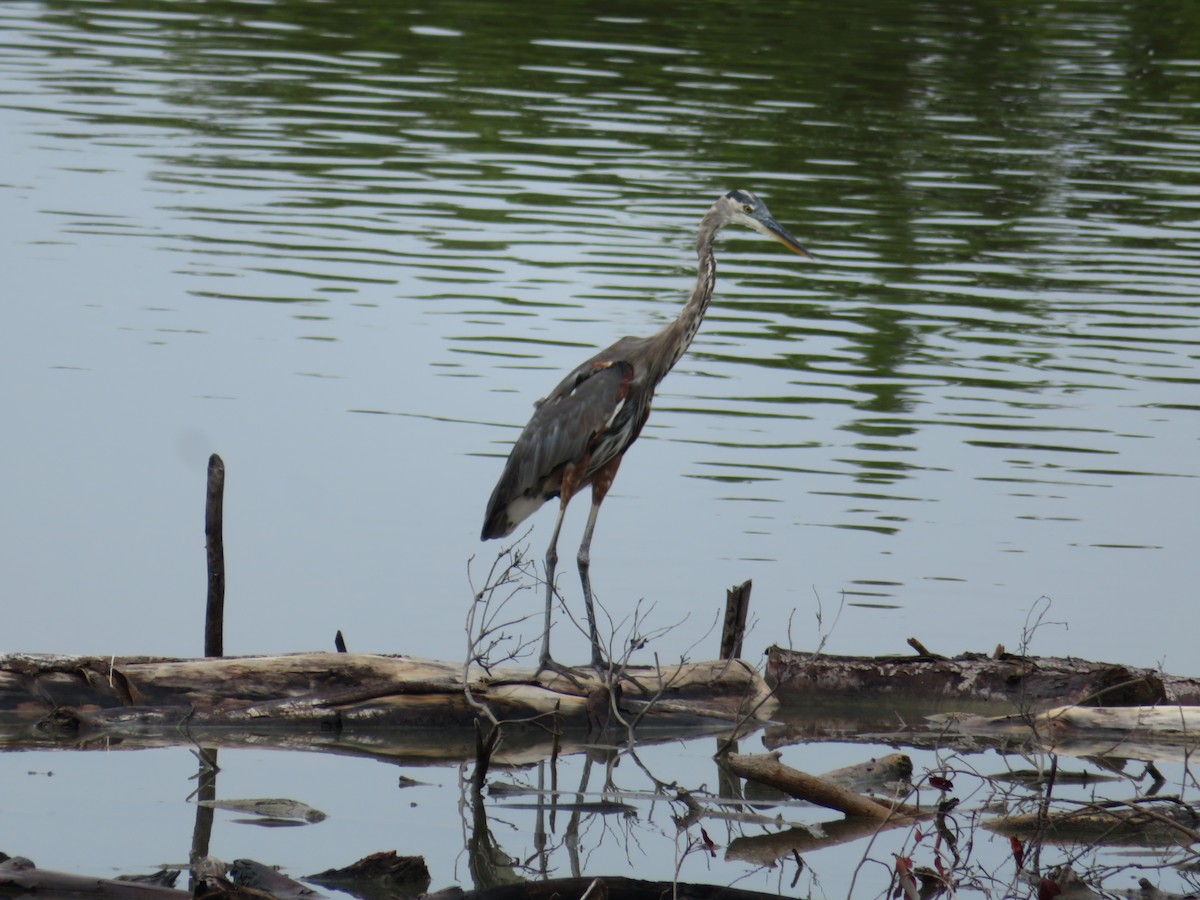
[764, 217, 813, 259]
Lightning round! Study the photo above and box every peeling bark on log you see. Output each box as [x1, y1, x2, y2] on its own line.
[767, 646, 1200, 709]
[0, 652, 775, 745]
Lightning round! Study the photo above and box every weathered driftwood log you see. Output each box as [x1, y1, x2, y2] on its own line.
[0, 652, 775, 736]
[724, 752, 921, 820]
[720, 753, 926, 866]
[767, 646, 1200, 709]
[819, 752, 914, 793]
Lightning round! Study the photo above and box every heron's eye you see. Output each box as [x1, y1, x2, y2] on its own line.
[742, 203, 754, 214]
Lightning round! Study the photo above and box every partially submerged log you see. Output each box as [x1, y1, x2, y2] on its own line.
[987, 798, 1200, 846]
[720, 752, 924, 866]
[931, 704, 1200, 762]
[724, 752, 920, 820]
[0, 652, 775, 745]
[767, 646, 1200, 710]
[305, 851, 430, 896]
[0, 855, 185, 898]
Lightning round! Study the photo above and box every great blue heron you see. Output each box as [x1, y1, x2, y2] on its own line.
[481, 189, 811, 671]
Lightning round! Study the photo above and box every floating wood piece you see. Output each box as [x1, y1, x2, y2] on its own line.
[820, 752, 914, 794]
[767, 646, 1200, 709]
[0, 652, 776, 741]
[198, 798, 327, 824]
[306, 851, 430, 895]
[724, 752, 920, 820]
[229, 858, 324, 898]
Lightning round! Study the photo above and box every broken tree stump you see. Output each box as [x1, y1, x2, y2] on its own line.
[720, 579, 752, 660]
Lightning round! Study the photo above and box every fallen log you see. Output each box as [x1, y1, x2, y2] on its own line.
[930, 704, 1200, 762]
[0, 855, 186, 898]
[819, 752, 914, 793]
[987, 798, 1200, 846]
[724, 752, 921, 820]
[767, 646, 1200, 710]
[0, 652, 775, 745]
[718, 753, 926, 867]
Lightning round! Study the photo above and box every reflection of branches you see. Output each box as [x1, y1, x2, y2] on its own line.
[462, 761, 527, 891]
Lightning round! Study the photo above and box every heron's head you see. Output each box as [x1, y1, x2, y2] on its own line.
[721, 189, 812, 259]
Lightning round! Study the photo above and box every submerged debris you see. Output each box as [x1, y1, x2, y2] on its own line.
[198, 797, 327, 824]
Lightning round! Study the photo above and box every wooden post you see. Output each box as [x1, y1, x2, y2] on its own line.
[717, 579, 750, 782]
[720, 579, 752, 660]
[204, 454, 225, 659]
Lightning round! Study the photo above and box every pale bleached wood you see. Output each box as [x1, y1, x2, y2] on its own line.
[0, 652, 777, 734]
[725, 752, 921, 820]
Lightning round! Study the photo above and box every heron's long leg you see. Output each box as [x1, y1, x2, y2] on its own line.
[578, 456, 622, 670]
[539, 497, 569, 670]
[540, 463, 585, 672]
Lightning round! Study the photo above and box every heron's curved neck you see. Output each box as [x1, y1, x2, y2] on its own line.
[643, 210, 722, 385]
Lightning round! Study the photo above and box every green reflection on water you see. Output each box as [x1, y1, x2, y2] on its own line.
[9, 0, 1200, 519]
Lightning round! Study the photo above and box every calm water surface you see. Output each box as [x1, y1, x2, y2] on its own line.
[2, 0, 1200, 892]
[3, 0, 1199, 667]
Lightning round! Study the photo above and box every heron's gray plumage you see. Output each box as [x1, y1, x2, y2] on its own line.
[482, 357, 640, 539]
[480, 189, 810, 670]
